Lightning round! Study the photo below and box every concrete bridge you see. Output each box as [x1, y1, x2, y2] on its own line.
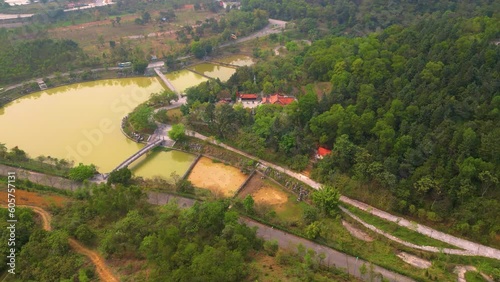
[106, 138, 163, 177]
[153, 68, 179, 96]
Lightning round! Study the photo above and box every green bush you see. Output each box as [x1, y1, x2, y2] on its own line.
[263, 240, 279, 256]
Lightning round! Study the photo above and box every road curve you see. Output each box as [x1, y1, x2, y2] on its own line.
[1, 204, 119, 282]
[242, 217, 415, 282]
[0, 170, 415, 281]
[185, 130, 500, 260]
[68, 238, 119, 282]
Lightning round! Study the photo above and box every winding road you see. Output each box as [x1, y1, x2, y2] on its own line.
[2, 204, 119, 282]
[184, 130, 500, 260]
[0, 169, 414, 281]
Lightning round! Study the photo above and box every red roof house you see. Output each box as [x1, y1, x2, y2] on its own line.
[261, 94, 295, 106]
[316, 147, 331, 160]
[238, 93, 258, 100]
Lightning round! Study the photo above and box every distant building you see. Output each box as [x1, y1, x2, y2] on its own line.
[316, 147, 332, 160]
[237, 92, 258, 100]
[261, 94, 295, 106]
[218, 1, 241, 9]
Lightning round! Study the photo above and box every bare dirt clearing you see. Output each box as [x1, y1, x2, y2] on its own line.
[0, 189, 68, 208]
[188, 157, 247, 197]
[69, 238, 119, 282]
[1, 201, 120, 282]
[237, 173, 305, 220]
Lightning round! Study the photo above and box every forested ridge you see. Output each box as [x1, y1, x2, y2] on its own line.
[185, 14, 500, 246]
[0, 36, 90, 85]
[241, 0, 499, 36]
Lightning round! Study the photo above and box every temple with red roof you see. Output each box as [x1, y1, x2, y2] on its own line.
[237, 92, 258, 100]
[261, 94, 295, 106]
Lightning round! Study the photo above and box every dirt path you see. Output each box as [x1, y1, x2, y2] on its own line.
[1, 204, 52, 231]
[1, 204, 119, 282]
[185, 130, 500, 260]
[0, 166, 415, 281]
[68, 239, 119, 282]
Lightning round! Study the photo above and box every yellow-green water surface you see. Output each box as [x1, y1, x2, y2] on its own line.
[0, 78, 193, 178]
[130, 150, 195, 182]
[190, 63, 236, 82]
[165, 70, 208, 93]
[216, 55, 255, 67]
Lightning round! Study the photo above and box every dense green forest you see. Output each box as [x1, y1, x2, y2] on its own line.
[184, 15, 500, 246]
[241, 0, 499, 36]
[0, 37, 92, 85]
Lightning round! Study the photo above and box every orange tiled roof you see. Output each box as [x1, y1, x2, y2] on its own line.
[317, 147, 332, 157]
[239, 93, 258, 99]
[262, 94, 295, 105]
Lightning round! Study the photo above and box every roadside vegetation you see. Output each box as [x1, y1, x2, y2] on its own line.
[0, 0, 499, 280]
[0, 176, 359, 281]
[182, 15, 500, 249]
[342, 204, 457, 249]
[0, 144, 72, 177]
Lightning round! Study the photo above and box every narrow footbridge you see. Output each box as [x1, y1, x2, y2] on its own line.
[208, 61, 239, 69]
[107, 139, 163, 176]
[154, 68, 179, 96]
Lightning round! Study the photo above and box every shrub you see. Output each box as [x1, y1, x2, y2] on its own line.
[263, 240, 279, 256]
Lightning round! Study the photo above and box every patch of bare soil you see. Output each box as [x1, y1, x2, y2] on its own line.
[238, 174, 289, 211]
[1, 203, 120, 282]
[0, 189, 69, 208]
[342, 220, 374, 242]
[396, 252, 432, 269]
[69, 238, 119, 282]
[252, 186, 288, 206]
[188, 157, 247, 197]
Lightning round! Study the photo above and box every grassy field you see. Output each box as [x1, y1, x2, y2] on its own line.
[342, 204, 458, 249]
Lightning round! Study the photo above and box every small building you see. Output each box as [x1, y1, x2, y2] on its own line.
[237, 93, 258, 100]
[316, 147, 331, 160]
[261, 93, 295, 106]
[219, 1, 241, 9]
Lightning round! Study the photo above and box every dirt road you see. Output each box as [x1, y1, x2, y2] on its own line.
[68, 239, 119, 282]
[2, 204, 119, 282]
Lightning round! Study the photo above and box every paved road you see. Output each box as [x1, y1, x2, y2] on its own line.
[1, 18, 285, 92]
[0, 165, 414, 282]
[184, 130, 500, 260]
[242, 217, 414, 282]
[0, 13, 33, 19]
[340, 207, 474, 256]
[1, 67, 123, 92]
[220, 18, 286, 48]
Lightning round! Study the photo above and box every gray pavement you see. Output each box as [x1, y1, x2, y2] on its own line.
[185, 130, 500, 260]
[0, 163, 415, 282]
